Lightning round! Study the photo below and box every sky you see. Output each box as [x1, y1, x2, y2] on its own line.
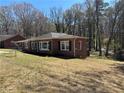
[0, 0, 113, 14]
[0, 0, 82, 13]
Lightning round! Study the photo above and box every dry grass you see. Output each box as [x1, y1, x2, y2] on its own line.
[0, 49, 124, 93]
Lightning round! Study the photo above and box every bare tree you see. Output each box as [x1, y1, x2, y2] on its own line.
[105, 0, 124, 56]
[32, 11, 48, 36]
[13, 2, 47, 37]
[0, 6, 14, 34]
[85, 0, 95, 52]
[50, 7, 63, 33]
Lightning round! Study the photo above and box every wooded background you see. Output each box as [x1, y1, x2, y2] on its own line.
[0, 0, 124, 56]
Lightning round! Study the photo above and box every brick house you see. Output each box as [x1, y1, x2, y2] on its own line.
[16, 32, 88, 58]
[0, 34, 25, 48]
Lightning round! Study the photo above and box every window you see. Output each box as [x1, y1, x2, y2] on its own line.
[31, 42, 35, 50]
[60, 40, 70, 51]
[25, 42, 28, 49]
[39, 41, 49, 51]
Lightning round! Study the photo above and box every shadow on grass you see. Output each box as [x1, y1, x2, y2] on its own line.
[112, 64, 124, 74]
[22, 70, 114, 93]
[4, 60, 123, 93]
[22, 51, 85, 60]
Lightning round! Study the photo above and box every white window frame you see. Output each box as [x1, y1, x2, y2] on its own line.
[39, 41, 49, 51]
[60, 40, 70, 51]
[31, 42, 35, 50]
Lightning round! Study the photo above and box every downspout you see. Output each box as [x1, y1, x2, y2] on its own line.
[74, 38, 76, 57]
[50, 39, 53, 55]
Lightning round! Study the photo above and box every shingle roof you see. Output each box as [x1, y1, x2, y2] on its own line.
[0, 35, 15, 42]
[16, 32, 87, 43]
[31, 32, 87, 41]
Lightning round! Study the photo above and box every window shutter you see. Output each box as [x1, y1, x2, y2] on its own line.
[58, 41, 60, 51]
[49, 41, 51, 50]
[35, 42, 37, 51]
[36, 41, 39, 51]
[37, 41, 39, 51]
[34, 41, 37, 50]
[69, 41, 71, 51]
[29, 41, 31, 49]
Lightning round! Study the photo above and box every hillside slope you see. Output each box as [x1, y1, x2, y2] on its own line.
[0, 50, 124, 93]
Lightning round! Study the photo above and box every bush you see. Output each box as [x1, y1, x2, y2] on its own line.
[115, 49, 124, 61]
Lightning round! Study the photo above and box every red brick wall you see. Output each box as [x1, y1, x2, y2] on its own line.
[52, 38, 87, 58]
[75, 38, 87, 58]
[20, 38, 88, 58]
[52, 39, 74, 57]
[4, 35, 25, 48]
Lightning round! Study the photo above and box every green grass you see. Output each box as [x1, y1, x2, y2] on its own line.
[0, 49, 124, 93]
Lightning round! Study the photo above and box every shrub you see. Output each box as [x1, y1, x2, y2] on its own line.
[115, 49, 124, 61]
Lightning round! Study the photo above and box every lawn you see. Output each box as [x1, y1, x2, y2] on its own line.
[0, 49, 124, 93]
